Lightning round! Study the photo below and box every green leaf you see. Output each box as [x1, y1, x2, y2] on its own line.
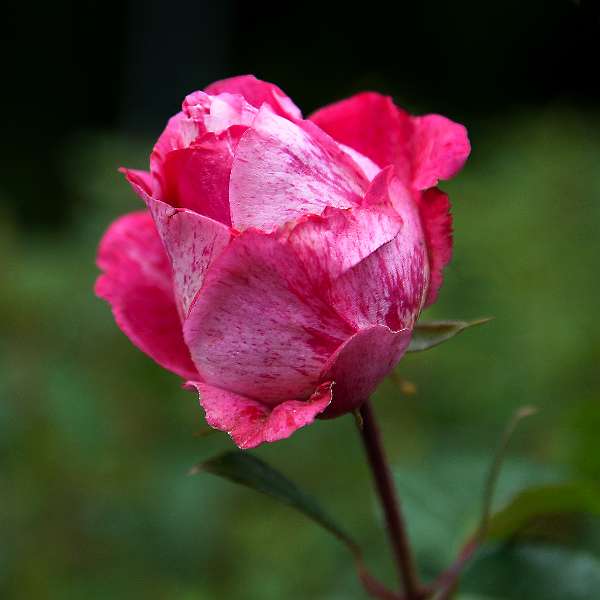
[486, 481, 600, 540]
[190, 451, 355, 547]
[478, 406, 538, 538]
[461, 543, 600, 600]
[407, 318, 492, 353]
[191, 451, 402, 600]
[393, 454, 562, 576]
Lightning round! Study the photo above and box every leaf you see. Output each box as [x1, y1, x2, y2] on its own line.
[393, 454, 562, 578]
[486, 481, 600, 540]
[190, 451, 354, 546]
[191, 451, 402, 600]
[407, 318, 492, 353]
[461, 543, 600, 600]
[478, 405, 538, 537]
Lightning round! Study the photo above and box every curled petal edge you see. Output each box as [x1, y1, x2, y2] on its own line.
[95, 211, 199, 380]
[186, 381, 333, 449]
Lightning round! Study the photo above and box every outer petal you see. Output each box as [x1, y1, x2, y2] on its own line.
[122, 169, 232, 319]
[95, 211, 198, 380]
[161, 126, 247, 225]
[310, 92, 469, 189]
[330, 168, 429, 331]
[183, 230, 355, 402]
[310, 92, 414, 180]
[282, 203, 403, 285]
[319, 326, 412, 418]
[205, 74, 302, 121]
[419, 187, 453, 306]
[150, 112, 201, 197]
[122, 168, 153, 195]
[186, 381, 332, 449]
[411, 115, 471, 190]
[229, 106, 369, 231]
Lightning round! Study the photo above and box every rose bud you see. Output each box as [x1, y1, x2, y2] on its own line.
[96, 75, 470, 448]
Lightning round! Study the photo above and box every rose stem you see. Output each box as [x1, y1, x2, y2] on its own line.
[358, 400, 422, 600]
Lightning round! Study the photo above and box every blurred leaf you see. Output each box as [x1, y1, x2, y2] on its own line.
[479, 406, 538, 537]
[426, 407, 540, 598]
[190, 451, 354, 546]
[407, 319, 492, 353]
[191, 451, 401, 600]
[461, 543, 600, 600]
[394, 454, 563, 578]
[486, 481, 600, 540]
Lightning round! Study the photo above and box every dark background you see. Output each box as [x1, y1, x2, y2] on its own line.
[2, 1, 600, 599]
[4, 0, 600, 229]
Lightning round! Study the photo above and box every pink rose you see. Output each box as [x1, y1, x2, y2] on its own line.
[96, 75, 469, 449]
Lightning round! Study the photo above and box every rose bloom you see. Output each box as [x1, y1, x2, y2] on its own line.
[96, 75, 469, 449]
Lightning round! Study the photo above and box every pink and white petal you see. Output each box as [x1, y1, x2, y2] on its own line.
[283, 203, 403, 286]
[161, 126, 247, 224]
[320, 326, 412, 418]
[331, 169, 429, 331]
[183, 231, 355, 402]
[310, 92, 414, 181]
[182, 91, 257, 134]
[121, 170, 232, 318]
[151, 92, 257, 202]
[95, 211, 199, 380]
[339, 143, 381, 181]
[187, 381, 332, 449]
[205, 74, 302, 121]
[147, 199, 232, 319]
[419, 187, 453, 306]
[229, 106, 369, 231]
[411, 115, 470, 190]
[150, 112, 202, 197]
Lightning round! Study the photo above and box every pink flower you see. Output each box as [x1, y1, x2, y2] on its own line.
[96, 75, 470, 449]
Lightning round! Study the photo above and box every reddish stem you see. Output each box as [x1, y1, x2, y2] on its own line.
[358, 400, 423, 600]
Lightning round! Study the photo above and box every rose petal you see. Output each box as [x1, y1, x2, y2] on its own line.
[205, 74, 302, 121]
[150, 112, 201, 197]
[121, 168, 153, 195]
[95, 211, 198, 380]
[122, 169, 232, 319]
[418, 187, 453, 306]
[183, 230, 355, 402]
[150, 91, 257, 201]
[310, 92, 414, 179]
[186, 381, 332, 449]
[339, 143, 381, 181]
[282, 203, 403, 286]
[411, 114, 471, 190]
[319, 326, 412, 418]
[161, 126, 247, 225]
[182, 90, 257, 134]
[229, 106, 369, 231]
[331, 168, 429, 331]
[310, 92, 469, 189]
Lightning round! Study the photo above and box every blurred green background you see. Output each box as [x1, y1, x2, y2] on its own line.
[2, 1, 600, 598]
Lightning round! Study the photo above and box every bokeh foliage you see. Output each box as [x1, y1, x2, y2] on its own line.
[1, 106, 600, 599]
